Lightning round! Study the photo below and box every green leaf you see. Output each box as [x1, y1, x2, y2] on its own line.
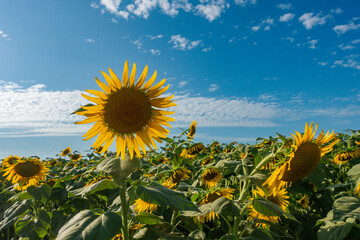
[347, 164, 360, 182]
[133, 212, 163, 225]
[187, 230, 206, 240]
[306, 164, 324, 188]
[252, 198, 284, 217]
[15, 213, 51, 240]
[333, 197, 360, 221]
[318, 218, 355, 240]
[135, 182, 199, 212]
[219, 234, 239, 240]
[275, 132, 287, 144]
[56, 209, 122, 240]
[245, 228, 274, 240]
[70, 179, 118, 197]
[210, 197, 241, 217]
[27, 184, 52, 203]
[0, 199, 31, 231]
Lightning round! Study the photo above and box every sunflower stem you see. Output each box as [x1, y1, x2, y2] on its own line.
[119, 180, 129, 240]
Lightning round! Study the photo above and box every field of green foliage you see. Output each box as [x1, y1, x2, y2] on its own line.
[1, 126, 360, 240]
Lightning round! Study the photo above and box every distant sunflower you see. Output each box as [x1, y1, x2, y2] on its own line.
[163, 168, 191, 189]
[61, 147, 72, 157]
[2, 155, 20, 168]
[201, 157, 213, 166]
[180, 143, 206, 159]
[3, 157, 48, 191]
[248, 187, 289, 227]
[201, 167, 222, 188]
[187, 120, 197, 140]
[70, 153, 82, 161]
[158, 156, 169, 164]
[85, 175, 112, 187]
[355, 182, 360, 197]
[263, 122, 339, 194]
[75, 61, 176, 160]
[299, 195, 310, 208]
[48, 159, 58, 166]
[134, 198, 158, 213]
[334, 149, 360, 165]
[198, 188, 235, 222]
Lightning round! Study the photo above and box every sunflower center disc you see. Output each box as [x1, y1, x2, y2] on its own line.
[14, 162, 40, 178]
[104, 88, 152, 134]
[280, 142, 321, 182]
[203, 171, 218, 181]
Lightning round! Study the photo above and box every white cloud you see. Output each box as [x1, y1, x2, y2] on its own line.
[85, 38, 96, 43]
[279, 13, 295, 22]
[209, 84, 220, 92]
[147, 34, 164, 40]
[178, 81, 188, 88]
[333, 55, 360, 70]
[234, 0, 257, 7]
[202, 46, 212, 52]
[133, 39, 143, 49]
[90, 2, 100, 8]
[338, 39, 360, 50]
[195, 0, 226, 22]
[299, 12, 331, 29]
[258, 93, 278, 101]
[0, 30, 10, 40]
[251, 17, 274, 31]
[318, 62, 328, 66]
[333, 22, 360, 35]
[100, 0, 122, 14]
[251, 26, 260, 32]
[149, 49, 161, 55]
[277, 3, 292, 10]
[169, 34, 201, 50]
[307, 39, 318, 49]
[330, 7, 343, 15]
[111, 18, 119, 23]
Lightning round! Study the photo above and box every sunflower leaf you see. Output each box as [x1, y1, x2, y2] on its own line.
[70, 179, 118, 197]
[317, 218, 355, 240]
[135, 182, 199, 212]
[0, 199, 31, 231]
[347, 163, 360, 182]
[134, 212, 163, 225]
[27, 184, 52, 204]
[252, 197, 284, 217]
[56, 209, 122, 240]
[15, 212, 51, 240]
[332, 196, 360, 221]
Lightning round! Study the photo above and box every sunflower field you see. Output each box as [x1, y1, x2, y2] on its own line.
[1, 62, 360, 240]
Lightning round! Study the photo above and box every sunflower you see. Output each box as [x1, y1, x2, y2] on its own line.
[201, 157, 213, 166]
[180, 143, 206, 159]
[61, 147, 72, 157]
[75, 61, 176, 160]
[334, 149, 360, 165]
[356, 182, 360, 197]
[3, 157, 48, 191]
[299, 195, 310, 208]
[70, 153, 82, 161]
[2, 155, 20, 168]
[263, 122, 339, 194]
[201, 167, 222, 188]
[48, 159, 58, 166]
[198, 188, 235, 222]
[248, 187, 289, 227]
[187, 120, 197, 140]
[162, 168, 191, 188]
[134, 198, 158, 213]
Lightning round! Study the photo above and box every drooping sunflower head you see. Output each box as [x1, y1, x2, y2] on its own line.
[201, 157, 213, 166]
[162, 167, 191, 188]
[2, 155, 21, 168]
[180, 143, 206, 159]
[187, 120, 197, 140]
[264, 122, 339, 194]
[70, 153, 82, 161]
[201, 167, 222, 189]
[248, 186, 289, 227]
[134, 198, 158, 213]
[76, 61, 176, 160]
[334, 149, 360, 165]
[3, 157, 48, 191]
[61, 147, 72, 157]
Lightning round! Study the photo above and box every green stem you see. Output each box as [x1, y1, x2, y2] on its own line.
[119, 180, 129, 240]
[171, 210, 178, 229]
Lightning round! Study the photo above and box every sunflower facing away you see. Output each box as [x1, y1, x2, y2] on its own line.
[263, 122, 339, 194]
[70, 153, 82, 161]
[2, 155, 21, 168]
[76, 61, 176, 160]
[162, 167, 191, 189]
[61, 147, 72, 157]
[134, 198, 158, 213]
[201, 167, 222, 188]
[180, 143, 206, 159]
[187, 120, 197, 140]
[248, 186, 289, 227]
[3, 157, 48, 191]
[333, 149, 360, 165]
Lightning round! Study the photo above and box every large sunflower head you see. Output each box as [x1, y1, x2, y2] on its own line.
[248, 187, 289, 227]
[61, 147, 72, 157]
[263, 122, 339, 194]
[333, 149, 360, 165]
[2, 155, 21, 168]
[3, 157, 48, 191]
[76, 61, 176, 160]
[187, 120, 197, 140]
[201, 167, 222, 189]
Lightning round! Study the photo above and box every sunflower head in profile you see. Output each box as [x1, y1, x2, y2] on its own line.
[334, 149, 360, 165]
[2, 155, 21, 168]
[180, 143, 206, 159]
[263, 122, 339, 194]
[134, 198, 158, 213]
[201, 167, 222, 188]
[75, 61, 176, 160]
[61, 147, 72, 157]
[201, 157, 213, 166]
[70, 153, 82, 161]
[299, 195, 310, 208]
[248, 186, 289, 227]
[197, 188, 235, 222]
[187, 120, 197, 140]
[3, 157, 48, 191]
[162, 167, 191, 189]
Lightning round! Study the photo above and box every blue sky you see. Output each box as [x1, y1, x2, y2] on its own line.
[0, 0, 359, 158]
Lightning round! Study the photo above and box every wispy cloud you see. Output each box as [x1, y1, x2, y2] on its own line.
[169, 34, 201, 50]
[195, 0, 227, 22]
[85, 38, 96, 43]
[0, 30, 10, 40]
[178, 81, 188, 88]
[299, 12, 331, 30]
[251, 17, 274, 31]
[333, 54, 360, 70]
[307, 39, 318, 49]
[277, 3, 292, 10]
[149, 49, 160, 55]
[234, 0, 257, 7]
[338, 39, 360, 50]
[209, 84, 220, 92]
[330, 7, 343, 15]
[147, 34, 164, 40]
[279, 13, 295, 22]
[333, 21, 360, 35]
